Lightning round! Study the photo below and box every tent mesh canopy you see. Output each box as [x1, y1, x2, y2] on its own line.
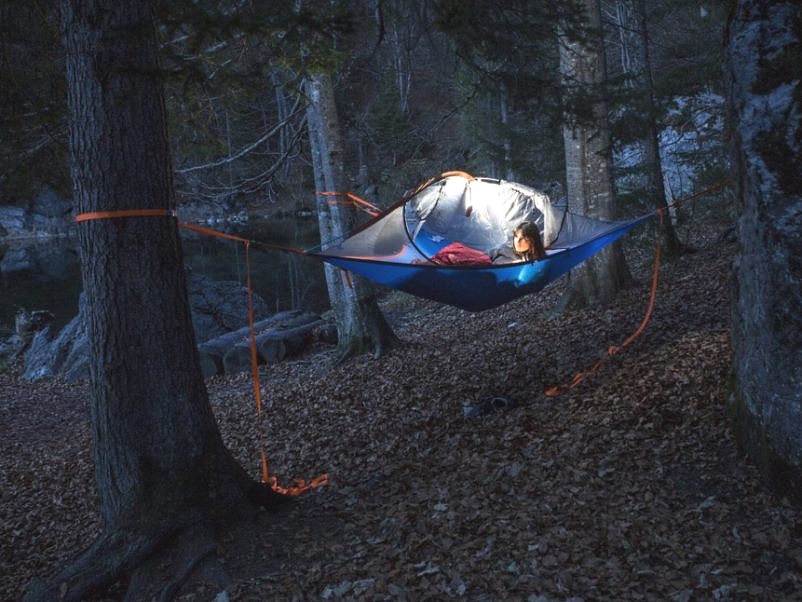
[323, 173, 563, 263]
[313, 172, 650, 311]
[403, 176, 561, 256]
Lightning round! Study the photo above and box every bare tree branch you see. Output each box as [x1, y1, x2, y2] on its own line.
[176, 97, 303, 174]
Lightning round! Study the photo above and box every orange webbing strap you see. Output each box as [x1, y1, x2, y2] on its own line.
[77, 210, 327, 496]
[179, 223, 307, 256]
[244, 243, 327, 496]
[243, 241, 270, 484]
[544, 212, 664, 398]
[178, 222, 250, 244]
[665, 179, 730, 212]
[402, 170, 477, 201]
[267, 473, 330, 496]
[440, 170, 476, 180]
[318, 191, 382, 217]
[183, 224, 327, 496]
[608, 213, 663, 357]
[75, 208, 177, 222]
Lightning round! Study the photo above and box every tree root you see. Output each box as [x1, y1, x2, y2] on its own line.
[248, 481, 292, 512]
[23, 478, 289, 601]
[332, 296, 402, 365]
[24, 524, 237, 602]
[23, 529, 167, 602]
[156, 543, 217, 602]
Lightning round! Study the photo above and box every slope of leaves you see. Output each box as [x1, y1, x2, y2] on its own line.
[2, 223, 801, 601]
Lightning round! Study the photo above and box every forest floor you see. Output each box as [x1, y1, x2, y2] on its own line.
[2, 221, 802, 601]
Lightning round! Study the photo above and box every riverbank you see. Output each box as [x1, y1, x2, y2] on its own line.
[0, 208, 328, 336]
[2, 224, 801, 601]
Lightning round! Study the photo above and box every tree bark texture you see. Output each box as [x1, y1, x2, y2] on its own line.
[558, 0, 632, 310]
[304, 74, 398, 360]
[727, 0, 802, 503]
[29, 1, 257, 599]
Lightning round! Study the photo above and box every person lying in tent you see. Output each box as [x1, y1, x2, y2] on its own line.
[425, 221, 546, 266]
[489, 221, 546, 264]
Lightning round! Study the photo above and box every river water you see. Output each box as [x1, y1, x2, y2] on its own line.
[0, 216, 329, 335]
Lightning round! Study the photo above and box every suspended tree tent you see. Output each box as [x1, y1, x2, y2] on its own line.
[309, 172, 651, 312]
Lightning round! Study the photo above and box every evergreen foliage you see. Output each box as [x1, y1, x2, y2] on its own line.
[604, 0, 730, 215]
[0, 2, 68, 203]
[0, 0, 730, 211]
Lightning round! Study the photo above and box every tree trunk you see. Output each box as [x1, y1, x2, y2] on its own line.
[727, 0, 802, 504]
[633, 0, 681, 255]
[499, 82, 515, 181]
[304, 74, 398, 361]
[608, 0, 682, 255]
[25, 2, 274, 599]
[557, 0, 632, 311]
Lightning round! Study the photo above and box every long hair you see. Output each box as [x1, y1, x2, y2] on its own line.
[513, 221, 546, 261]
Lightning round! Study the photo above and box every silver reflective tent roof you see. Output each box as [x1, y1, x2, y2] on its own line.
[323, 172, 566, 262]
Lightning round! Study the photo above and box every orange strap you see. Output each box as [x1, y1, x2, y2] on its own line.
[179, 222, 250, 244]
[75, 208, 176, 222]
[665, 179, 729, 212]
[544, 212, 664, 397]
[318, 191, 382, 216]
[266, 473, 330, 496]
[182, 225, 327, 496]
[440, 170, 476, 180]
[76, 208, 327, 496]
[608, 214, 663, 357]
[243, 241, 271, 484]
[542, 179, 730, 398]
[179, 222, 307, 256]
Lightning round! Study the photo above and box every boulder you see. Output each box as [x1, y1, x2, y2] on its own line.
[0, 247, 35, 273]
[0, 334, 25, 367]
[32, 188, 72, 219]
[22, 306, 85, 381]
[0, 207, 27, 240]
[0, 310, 54, 369]
[0, 239, 80, 276]
[0, 189, 74, 242]
[186, 270, 271, 343]
[22, 325, 60, 381]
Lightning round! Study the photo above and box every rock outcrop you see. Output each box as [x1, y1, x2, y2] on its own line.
[0, 189, 74, 242]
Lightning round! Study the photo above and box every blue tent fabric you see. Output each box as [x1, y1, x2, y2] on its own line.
[310, 173, 654, 312]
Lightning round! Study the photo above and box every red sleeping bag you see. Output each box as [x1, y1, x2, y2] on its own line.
[429, 242, 492, 266]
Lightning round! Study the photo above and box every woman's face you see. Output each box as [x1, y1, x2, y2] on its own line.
[513, 229, 531, 253]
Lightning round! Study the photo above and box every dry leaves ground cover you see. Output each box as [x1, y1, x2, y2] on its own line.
[2, 224, 801, 601]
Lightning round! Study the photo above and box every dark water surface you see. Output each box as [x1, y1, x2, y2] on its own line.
[0, 217, 328, 334]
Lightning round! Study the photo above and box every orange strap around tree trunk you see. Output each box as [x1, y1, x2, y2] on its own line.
[75, 208, 177, 222]
[544, 211, 665, 398]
